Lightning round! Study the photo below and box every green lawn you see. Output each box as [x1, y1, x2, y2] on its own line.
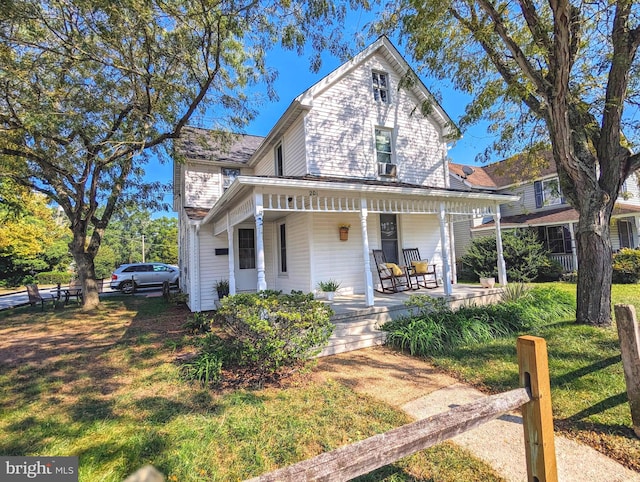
[428, 282, 640, 471]
[0, 296, 503, 482]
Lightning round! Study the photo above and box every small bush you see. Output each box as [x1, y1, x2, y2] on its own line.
[215, 291, 334, 378]
[612, 248, 640, 283]
[35, 271, 74, 285]
[536, 257, 564, 282]
[461, 229, 549, 282]
[382, 286, 574, 356]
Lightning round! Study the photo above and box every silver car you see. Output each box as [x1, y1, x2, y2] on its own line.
[110, 263, 179, 294]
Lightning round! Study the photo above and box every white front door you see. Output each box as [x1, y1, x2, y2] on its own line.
[235, 226, 257, 292]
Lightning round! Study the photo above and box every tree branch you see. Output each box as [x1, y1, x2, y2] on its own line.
[476, 0, 550, 96]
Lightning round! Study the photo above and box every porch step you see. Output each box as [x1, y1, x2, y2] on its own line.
[318, 304, 413, 357]
[318, 332, 386, 357]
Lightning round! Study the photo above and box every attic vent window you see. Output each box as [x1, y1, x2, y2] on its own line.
[372, 72, 389, 103]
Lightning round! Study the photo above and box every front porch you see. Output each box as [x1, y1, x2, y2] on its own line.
[318, 284, 504, 357]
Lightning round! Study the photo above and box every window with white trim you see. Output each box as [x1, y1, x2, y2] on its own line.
[278, 223, 287, 273]
[372, 72, 389, 103]
[375, 128, 393, 164]
[222, 168, 240, 191]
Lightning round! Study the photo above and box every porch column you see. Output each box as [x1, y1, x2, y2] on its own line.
[438, 202, 453, 296]
[634, 216, 640, 248]
[255, 192, 267, 291]
[494, 205, 508, 286]
[448, 214, 457, 284]
[227, 213, 236, 295]
[568, 222, 578, 272]
[360, 199, 374, 307]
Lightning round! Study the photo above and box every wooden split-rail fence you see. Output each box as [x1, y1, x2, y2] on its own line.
[126, 335, 560, 482]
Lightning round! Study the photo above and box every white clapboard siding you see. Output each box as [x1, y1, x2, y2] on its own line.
[271, 213, 311, 293]
[309, 213, 365, 294]
[184, 163, 222, 208]
[399, 214, 442, 270]
[304, 55, 447, 187]
[253, 116, 307, 177]
[198, 225, 232, 311]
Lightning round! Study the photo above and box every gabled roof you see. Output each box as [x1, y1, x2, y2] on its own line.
[247, 36, 457, 166]
[450, 152, 557, 190]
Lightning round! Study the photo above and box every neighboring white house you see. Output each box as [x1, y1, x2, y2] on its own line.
[173, 36, 519, 312]
[449, 153, 640, 272]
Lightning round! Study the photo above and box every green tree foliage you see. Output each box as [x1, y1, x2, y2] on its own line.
[461, 229, 548, 282]
[0, 190, 71, 286]
[0, 0, 355, 308]
[378, 1, 640, 325]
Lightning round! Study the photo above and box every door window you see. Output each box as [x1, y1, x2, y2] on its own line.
[238, 228, 256, 269]
[380, 213, 398, 263]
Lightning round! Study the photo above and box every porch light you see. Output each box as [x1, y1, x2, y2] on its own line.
[339, 223, 350, 241]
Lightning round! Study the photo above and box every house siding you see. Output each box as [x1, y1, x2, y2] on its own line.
[197, 224, 230, 311]
[399, 214, 443, 276]
[184, 163, 222, 208]
[309, 213, 365, 294]
[304, 54, 447, 187]
[271, 212, 311, 293]
[253, 116, 307, 177]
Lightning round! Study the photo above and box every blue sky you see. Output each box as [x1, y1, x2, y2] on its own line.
[148, 34, 497, 216]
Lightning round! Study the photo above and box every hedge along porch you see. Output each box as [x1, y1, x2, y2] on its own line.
[183, 176, 518, 312]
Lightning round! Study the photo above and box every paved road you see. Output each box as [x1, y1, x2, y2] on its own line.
[0, 285, 162, 311]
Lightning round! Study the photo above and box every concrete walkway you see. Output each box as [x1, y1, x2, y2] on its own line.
[314, 347, 640, 482]
[403, 383, 640, 482]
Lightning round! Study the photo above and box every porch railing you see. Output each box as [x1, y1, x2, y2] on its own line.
[549, 253, 575, 272]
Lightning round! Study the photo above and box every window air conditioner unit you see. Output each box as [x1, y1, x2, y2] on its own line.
[378, 163, 397, 177]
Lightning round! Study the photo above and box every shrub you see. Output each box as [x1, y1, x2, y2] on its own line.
[612, 248, 640, 284]
[461, 229, 549, 282]
[215, 291, 334, 378]
[536, 257, 564, 282]
[183, 312, 212, 334]
[382, 286, 574, 356]
[35, 271, 74, 285]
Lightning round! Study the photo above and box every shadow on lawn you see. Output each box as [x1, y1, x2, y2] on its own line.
[0, 296, 226, 478]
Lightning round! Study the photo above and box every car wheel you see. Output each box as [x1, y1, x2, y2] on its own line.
[121, 280, 135, 294]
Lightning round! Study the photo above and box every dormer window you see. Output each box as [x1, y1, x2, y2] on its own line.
[222, 168, 240, 191]
[372, 72, 389, 103]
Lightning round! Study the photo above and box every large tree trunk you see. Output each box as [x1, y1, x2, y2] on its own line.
[575, 202, 614, 326]
[70, 227, 101, 310]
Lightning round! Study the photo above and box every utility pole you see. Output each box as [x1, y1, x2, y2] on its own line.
[142, 235, 145, 263]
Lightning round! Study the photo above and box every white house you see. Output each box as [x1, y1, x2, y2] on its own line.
[173, 37, 519, 312]
[450, 153, 640, 272]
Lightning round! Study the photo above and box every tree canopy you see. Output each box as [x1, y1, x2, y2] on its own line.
[380, 0, 640, 325]
[0, 0, 354, 308]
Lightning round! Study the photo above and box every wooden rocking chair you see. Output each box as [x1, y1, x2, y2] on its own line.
[402, 248, 438, 289]
[372, 249, 411, 293]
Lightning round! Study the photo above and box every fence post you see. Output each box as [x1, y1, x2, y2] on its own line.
[517, 335, 558, 482]
[614, 304, 640, 438]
